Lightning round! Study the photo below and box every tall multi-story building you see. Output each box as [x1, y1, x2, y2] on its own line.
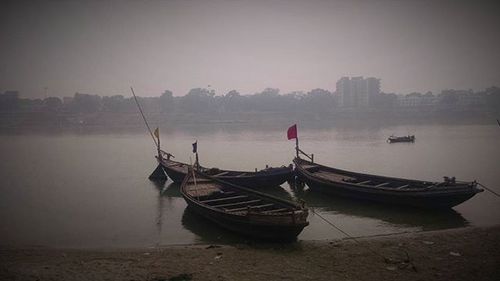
[336, 77, 353, 107]
[336, 76, 380, 107]
[365, 77, 381, 107]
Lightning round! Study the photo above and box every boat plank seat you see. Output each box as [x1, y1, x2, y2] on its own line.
[213, 171, 230, 176]
[314, 171, 357, 183]
[200, 195, 248, 204]
[212, 199, 262, 208]
[186, 183, 220, 191]
[358, 180, 371, 185]
[396, 184, 410, 189]
[226, 203, 275, 212]
[235, 173, 247, 177]
[375, 182, 390, 187]
[262, 208, 289, 213]
[302, 164, 319, 170]
[186, 186, 219, 191]
[186, 185, 221, 197]
[196, 190, 235, 201]
[219, 191, 236, 195]
[187, 190, 218, 197]
[166, 163, 183, 167]
[188, 179, 213, 184]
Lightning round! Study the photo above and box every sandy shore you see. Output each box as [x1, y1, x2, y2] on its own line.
[1, 226, 500, 281]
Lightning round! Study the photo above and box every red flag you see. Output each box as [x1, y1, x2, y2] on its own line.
[287, 124, 297, 140]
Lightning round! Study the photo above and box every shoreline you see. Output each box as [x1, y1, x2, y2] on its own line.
[2, 225, 499, 281]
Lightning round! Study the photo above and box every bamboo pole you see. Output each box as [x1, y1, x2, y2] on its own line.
[130, 87, 158, 148]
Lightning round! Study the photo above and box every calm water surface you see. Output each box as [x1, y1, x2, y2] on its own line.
[1, 124, 499, 248]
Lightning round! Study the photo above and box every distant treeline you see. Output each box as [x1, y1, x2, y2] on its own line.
[1, 87, 499, 128]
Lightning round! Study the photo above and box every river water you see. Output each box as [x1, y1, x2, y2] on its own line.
[0, 123, 499, 248]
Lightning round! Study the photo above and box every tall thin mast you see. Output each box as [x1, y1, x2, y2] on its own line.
[296, 136, 299, 158]
[130, 87, 158, 149]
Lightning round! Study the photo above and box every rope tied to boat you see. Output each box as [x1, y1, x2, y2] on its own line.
[477, 182, 500, 198]
[309, 208, 417, 270]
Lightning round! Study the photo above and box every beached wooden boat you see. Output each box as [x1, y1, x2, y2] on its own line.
[387, 135, 415, 143]
[180, 168, 309, 241]
[156, 151, 293, 188]
[294, 157, 483, 209]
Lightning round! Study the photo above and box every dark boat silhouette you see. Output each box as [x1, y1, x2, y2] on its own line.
[294, 157, 483, 209]
[157, 150, 293, 188]
[180, 168, 309, 241]
[387, 135, 415, 143]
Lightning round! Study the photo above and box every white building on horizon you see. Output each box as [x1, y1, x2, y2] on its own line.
[336, 76, 380, 107]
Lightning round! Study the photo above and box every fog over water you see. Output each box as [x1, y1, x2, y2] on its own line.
[0, 124, 499, 247]
[1, 0, 500, 97]
[1, 0, 500, 249]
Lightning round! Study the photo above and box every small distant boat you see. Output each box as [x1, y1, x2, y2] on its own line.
[156, 150, 293, 188]
[387, 135, 415, 143]
[181, 168, 309, 241]
[294, 157, 483, 209]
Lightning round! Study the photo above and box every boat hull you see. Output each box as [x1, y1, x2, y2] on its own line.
[294, 158, 481, 209]
[161, 162, 188, 183]
[180, 170, 309, 241]
[388, 135, 415, 143]
[301, 175, 477, 209]
[184, 199, 307, 241]
[158, 157, 292, 188]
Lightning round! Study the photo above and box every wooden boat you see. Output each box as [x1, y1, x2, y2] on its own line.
[180, 168, 309, 241]
[156, 150, 293, 188]
[294, 157, 483, 209]
[387, 135, 415, 143]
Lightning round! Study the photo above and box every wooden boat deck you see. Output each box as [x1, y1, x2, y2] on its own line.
[301, 162, 432, 190]
[313, 170, 357, 183]
[296, 159, 463, 191]
[185, 180, 222, 197]
[180, 168, 309, 240]
[184, 177, 296, 214]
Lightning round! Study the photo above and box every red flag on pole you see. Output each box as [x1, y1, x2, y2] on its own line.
[287, 124, 297, 140]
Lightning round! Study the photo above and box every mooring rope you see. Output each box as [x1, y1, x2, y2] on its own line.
[478, 182, 500, 198]
[310, 208, 389, 261]
[310, 208, 417, 271]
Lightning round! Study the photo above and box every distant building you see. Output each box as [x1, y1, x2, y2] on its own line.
[455, 90, 483, 108]
[336, 76, 380, 107]
[336, 77, 353, 107]
[397, 93, 438, 109]
[366, 77, 381, 107]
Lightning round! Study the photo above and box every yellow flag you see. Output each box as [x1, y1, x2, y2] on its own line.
[154, 127, 159, 139]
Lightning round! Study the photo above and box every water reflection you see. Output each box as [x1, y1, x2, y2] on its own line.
[1, 124, 497, 248]
[158, 180, 469, 242]
[253, 185, 295, 201]
[159, 182, 182, 198]
[150, 178, 168, 191]
[155, 181, 244, 244]
[293, 188, 469, 231]
[162, 183, 299, 244]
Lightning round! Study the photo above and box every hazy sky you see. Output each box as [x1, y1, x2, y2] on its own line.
[1, 0, 500, 98]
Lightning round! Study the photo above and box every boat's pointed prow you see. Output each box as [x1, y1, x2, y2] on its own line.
[149, 164, 168, 181]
